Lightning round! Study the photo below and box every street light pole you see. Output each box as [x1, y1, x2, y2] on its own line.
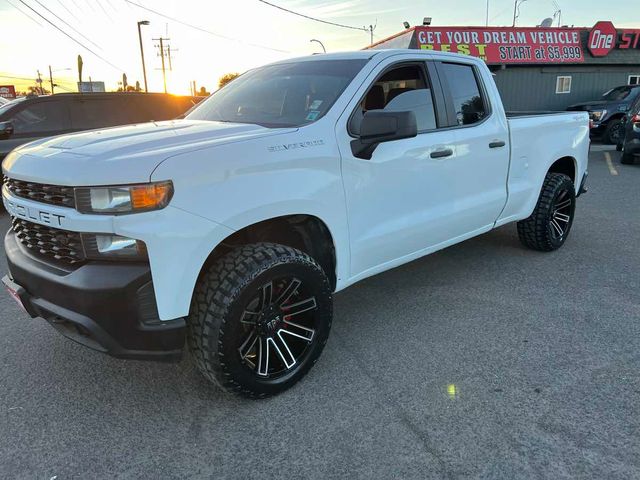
[310, 39, 326, 53]
[49, 65, 54, 94]
[486, 0, 489, 27]
[137, 20, 150, 93]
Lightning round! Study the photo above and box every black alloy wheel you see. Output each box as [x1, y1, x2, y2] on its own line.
[547, 187, 574, 245]
[188, 243, 332, 398]
[238, 276, 320, 378]
[517, 172, 576, 252]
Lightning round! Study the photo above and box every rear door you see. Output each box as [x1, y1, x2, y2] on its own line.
[1, 98, 71, 158]
[69, 96, 132, 131]
[434, 60, 510, 236]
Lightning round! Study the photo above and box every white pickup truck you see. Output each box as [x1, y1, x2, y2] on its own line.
[2, 50, 589, 397]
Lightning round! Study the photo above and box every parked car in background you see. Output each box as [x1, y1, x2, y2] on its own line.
[617, 95, 640, 164]
[0, 93, 203, 162]
[567, 84, 640, 144]
[0, 97, 10, 106]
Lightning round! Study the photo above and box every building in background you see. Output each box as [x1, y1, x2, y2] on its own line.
[369, 22, 640, 112]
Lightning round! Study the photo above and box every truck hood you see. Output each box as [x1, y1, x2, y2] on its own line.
[567, 100, 629, 112]
[3, 120, 294, 185]
[567, 100, 608, 111]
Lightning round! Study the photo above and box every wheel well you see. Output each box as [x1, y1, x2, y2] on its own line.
[606, 113, 625, 123]
[201, 215, 337, 290]
[548, 156, 576, 185]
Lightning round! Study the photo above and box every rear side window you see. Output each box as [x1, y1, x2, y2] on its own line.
[12, 101, 70, 134]
[439, 63, 487, 126]
[69, 99, 131, 129]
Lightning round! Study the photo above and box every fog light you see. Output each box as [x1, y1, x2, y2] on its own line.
[82, 233, 147, 261]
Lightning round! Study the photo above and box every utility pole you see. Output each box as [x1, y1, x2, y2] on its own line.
[48, 65, 55, 94]
[36, 70, 44, 95]
[154, 36, 170, 94]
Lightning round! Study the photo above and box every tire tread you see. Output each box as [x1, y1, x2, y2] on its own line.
[187, 243, 331, 399]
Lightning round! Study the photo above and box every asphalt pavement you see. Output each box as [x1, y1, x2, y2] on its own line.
[0, 147, 639, 479]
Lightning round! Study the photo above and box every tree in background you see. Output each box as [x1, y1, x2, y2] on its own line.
[218, 72, 240, 89]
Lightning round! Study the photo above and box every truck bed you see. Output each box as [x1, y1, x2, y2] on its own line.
[506, 111, 570, 117]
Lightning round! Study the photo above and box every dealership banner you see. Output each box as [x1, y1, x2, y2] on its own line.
[0, 85, 16, 99]
[414, 27, 585, 64]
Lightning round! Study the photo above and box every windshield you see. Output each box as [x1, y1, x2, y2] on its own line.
[187, 59, 368, 128]
[602, 86, 632, 101]
[0, 97, 26, 117]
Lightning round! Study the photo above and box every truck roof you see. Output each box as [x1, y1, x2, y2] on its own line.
[270, 49, 484, 65]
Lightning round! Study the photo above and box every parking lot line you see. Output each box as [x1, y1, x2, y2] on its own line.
[604, 152, 619, 176]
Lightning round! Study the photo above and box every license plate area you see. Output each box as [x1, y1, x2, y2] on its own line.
[2, 275, 30, 315]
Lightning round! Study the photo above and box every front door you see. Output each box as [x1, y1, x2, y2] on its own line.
[337, 57, 509, 279]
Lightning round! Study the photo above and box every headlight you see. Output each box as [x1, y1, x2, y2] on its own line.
[81, 233, 148, 260]
[75, 181, 173, 214]
[590, 110, 607, 122]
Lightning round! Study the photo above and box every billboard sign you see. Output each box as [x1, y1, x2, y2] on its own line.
[77, 81, 106, 93]
[0, 85, 16, 99]
[414, 27, 585, 64]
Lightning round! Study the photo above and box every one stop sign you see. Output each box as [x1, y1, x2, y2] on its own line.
[588, 21, 617, 57]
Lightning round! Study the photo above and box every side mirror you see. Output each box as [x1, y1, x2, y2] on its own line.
[350, 110, 417, 160]
[0, 121, 13, 140]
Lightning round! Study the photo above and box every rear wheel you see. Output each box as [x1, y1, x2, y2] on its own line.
[187, 243, 333, 398]
[621, 146, 636, 164]
[517, 173, 576, 252]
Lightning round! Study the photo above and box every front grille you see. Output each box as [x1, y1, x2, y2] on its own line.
[12, 217, 86, 265]
[3, 176, 75, 208]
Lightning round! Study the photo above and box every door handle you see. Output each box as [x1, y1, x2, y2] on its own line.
[430, 148, 453, 159]
[489, 140, 506, 148]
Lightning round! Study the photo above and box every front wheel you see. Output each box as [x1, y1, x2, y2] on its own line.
[603, 119, 623, 145]
[517, 173, 576, 252]
[187, 243, 333, 398]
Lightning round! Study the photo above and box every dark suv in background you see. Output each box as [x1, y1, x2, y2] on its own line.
[617, 95, 640, 164]
[0, 93, 202, 162]
[567, 84, 640, 144]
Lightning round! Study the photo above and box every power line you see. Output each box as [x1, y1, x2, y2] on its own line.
[257, 0, 369, 32]
[17, 0, 124, 72]
[32, 0, 103, 50]
[6, 0, 44, 27]
[54, 0, 81, 22]
[0, 74, 38, 81]
[124, 0, 292, 54]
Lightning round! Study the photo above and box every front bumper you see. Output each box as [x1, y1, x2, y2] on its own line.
[3, 230, 185, 361]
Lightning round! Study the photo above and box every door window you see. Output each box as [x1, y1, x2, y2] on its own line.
[69, 98, 131, 130]
[12, 101, 70, 134]
[351, 64, 438, 134]
[439, 63, 488, 125]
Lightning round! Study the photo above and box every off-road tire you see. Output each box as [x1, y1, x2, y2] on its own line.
[517, 172, 576, 252]
[187, 243, 333, 398]
[603, 119, 623, 145]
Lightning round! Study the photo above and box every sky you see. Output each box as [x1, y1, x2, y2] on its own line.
[1, 0, 639, 95]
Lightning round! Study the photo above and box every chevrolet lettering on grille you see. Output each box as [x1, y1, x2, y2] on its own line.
[3, 199, 65, 227]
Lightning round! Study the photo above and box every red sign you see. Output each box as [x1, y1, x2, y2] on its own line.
[588, 21, 617, 57]
[414, 27, 585, 64]
[619, 28, 640, 50]
[0, 85, 16, 99]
